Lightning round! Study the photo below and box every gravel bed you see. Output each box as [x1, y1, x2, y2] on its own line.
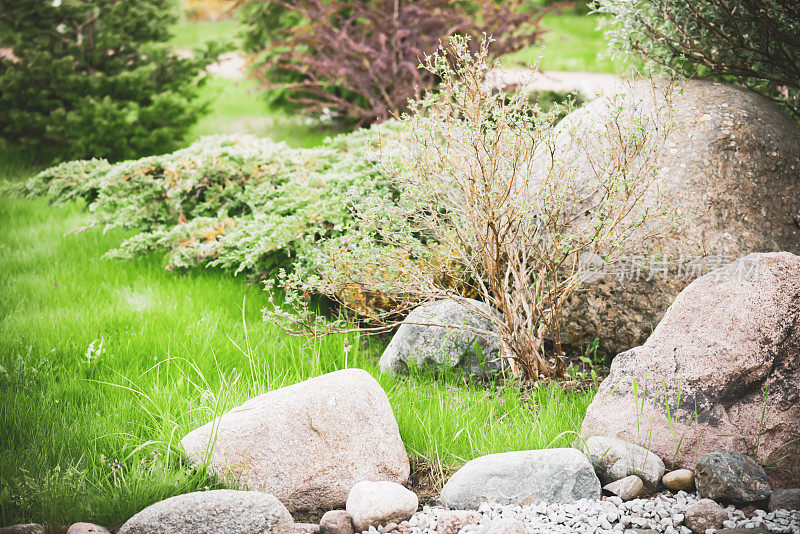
[362, 491, 800, 534]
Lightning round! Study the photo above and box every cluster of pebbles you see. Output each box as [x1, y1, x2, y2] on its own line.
[359, 492, 800, 534]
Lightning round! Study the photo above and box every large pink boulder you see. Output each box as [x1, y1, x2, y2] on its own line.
[581, 252, 800, 487]
[553, 80, 800, 355]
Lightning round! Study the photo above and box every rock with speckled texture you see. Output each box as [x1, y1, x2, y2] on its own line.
[66, 524, 110, 534]
[582, 253, 800, 489]
[117, 490, 294, 534]
[769, 488, 800, 511]
[0, 526, 46, 534]
[549, 80, 800, 357]
[346, 481, 418, 532]
[181, 369, 409, 512]
[441, 449, 601, 510]
[695, 451, 771, 503]
[684, 498, 727, 533]
[582, 436, 665, 491]
[603, 475, 645, 501]
[379, 299, 501, 378]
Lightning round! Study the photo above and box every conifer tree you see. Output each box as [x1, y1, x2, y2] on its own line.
[0, 0, 219, 161]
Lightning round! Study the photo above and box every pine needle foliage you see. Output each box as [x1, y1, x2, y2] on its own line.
[10, 126, 404, 276]
[0, 0, 220, 161]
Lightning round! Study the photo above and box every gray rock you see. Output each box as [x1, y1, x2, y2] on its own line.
[550, 80, 800, 356]
[181, 369, 409, 512]
[379, 299, 501, 378]
[581, 253, 800, 489]
[769, 488, 800, 511]
[604, 475, 645, 501]
[663, 470, 695, 492]
[117, 490, 294, 534]
[582, 436, 665, 491]
[293, 524, 319, 534]
[66, 524, 111, 534]
[695, 451, 771, 503]
[684, 498, 727, 534]
[441, 448, 601, 509]
[319, 510, 354, 534]
[345, 481, 418, 532]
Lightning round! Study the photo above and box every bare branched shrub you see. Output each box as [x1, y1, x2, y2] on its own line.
[263, 37, 683, 382]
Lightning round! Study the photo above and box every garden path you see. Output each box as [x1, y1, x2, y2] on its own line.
[195, 50, 623, 99]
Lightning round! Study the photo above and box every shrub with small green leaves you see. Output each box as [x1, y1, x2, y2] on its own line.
[595, 0, 800, 120]
[0, 0, 220, 162]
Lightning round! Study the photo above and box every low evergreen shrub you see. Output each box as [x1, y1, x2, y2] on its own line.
[13, 125, 403, 276]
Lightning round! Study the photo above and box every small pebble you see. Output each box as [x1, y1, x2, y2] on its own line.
[663, 470, 695, 492]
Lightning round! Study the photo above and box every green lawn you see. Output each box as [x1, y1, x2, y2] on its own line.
[170, 18, 242, 50]
[186, 77, 350, 148]
[504, 14, 626, 73]
[168, 11, 626, 75]
[180, 11, 625, 150]
[0, 169, 594, 528]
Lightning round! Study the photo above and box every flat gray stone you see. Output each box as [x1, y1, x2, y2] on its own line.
[441, 448, 601, 510]
[769, 488, 800, 511]
[117, 490, 294, 534]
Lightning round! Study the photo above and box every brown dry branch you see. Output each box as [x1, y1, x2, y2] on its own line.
[263, 36, 683, 383]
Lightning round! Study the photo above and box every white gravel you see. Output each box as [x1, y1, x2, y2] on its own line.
[361, 491, 800, 534]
